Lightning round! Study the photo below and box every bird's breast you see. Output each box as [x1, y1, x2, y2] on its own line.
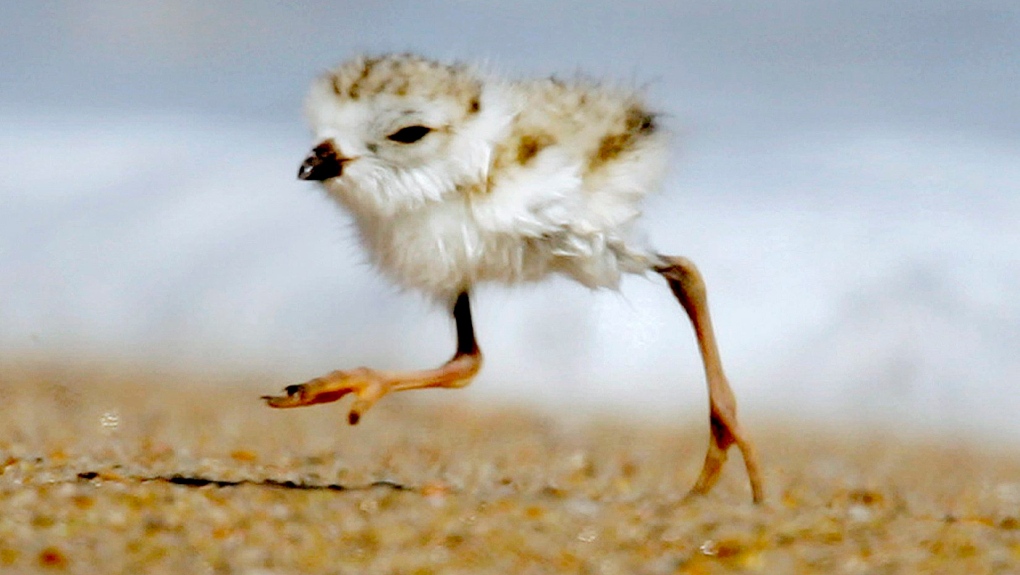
[351, 200, 555, 299]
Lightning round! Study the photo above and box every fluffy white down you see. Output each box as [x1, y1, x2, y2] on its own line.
[304, 61, 670, 302]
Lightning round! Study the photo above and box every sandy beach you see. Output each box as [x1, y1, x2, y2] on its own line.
[1, 360, 1018, 574]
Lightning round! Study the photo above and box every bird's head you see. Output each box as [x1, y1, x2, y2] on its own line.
[301, 54, 509, 217]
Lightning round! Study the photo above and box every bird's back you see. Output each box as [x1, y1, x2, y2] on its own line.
[489, 78, 665, 193]
[466, 77, 670, 287]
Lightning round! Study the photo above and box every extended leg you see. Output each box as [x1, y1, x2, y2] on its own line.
[262, 292, 482, 424]
[655, 256, 764, 504]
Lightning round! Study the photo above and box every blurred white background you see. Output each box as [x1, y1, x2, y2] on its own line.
[2, 1, 1018, 438]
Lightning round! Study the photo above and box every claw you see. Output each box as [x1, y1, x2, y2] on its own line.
[261, 390, 304, 408]
[260, 381, 319, 408]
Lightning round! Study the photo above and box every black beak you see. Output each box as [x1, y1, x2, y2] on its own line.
[298, 142, 345, 181]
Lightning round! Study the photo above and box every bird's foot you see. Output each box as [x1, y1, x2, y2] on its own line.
[684, 406, 764, 504]
[261, 352, 482, 425]
[261, 367, 387, 424]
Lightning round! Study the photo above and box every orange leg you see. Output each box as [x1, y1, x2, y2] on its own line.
[655, 256, 764, 504]
[262, 292, 481, 424]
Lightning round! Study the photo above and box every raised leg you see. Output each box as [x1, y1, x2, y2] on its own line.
[654, 256, 764, 504]
[262, 292, 482, 424]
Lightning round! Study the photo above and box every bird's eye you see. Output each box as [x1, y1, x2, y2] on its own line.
[386, 125, 432, 144]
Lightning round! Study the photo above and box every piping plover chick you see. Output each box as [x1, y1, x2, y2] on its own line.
[262, 53, 763, 503]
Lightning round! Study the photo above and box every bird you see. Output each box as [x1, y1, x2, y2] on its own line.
[261, 53, 763, 503]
